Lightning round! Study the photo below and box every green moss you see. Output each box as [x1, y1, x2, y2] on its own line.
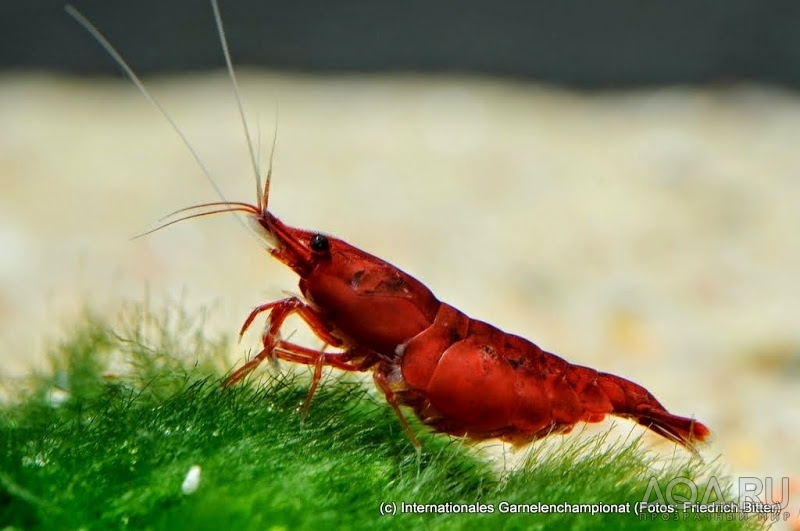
[0, 305, 759, 530]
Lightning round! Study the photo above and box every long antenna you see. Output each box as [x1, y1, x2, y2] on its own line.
[210, 0, 263, 210]
[64, 4, 228, 205]
[264, 109, 278, 211]
[65, 3, 269, 248]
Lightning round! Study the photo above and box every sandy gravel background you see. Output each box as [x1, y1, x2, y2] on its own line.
[1, 72, 799, 515]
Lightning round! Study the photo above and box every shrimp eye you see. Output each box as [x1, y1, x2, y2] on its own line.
[310, 233, 330, 253]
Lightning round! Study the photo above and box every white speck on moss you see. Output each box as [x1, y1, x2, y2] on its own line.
[181, 465, 201, 495]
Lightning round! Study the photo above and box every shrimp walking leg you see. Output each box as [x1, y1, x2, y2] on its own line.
[224, 297, 343, 386]
[268, 339, 380, 420]
[270, 340, 376, 418]
[373, 371, 421, 448]
[237, 297, 342, 346]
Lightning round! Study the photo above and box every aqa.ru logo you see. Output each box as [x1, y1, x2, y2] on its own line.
[639, 476, 790, 516]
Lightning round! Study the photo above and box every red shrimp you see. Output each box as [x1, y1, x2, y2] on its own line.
[68, 0, 711, 455]
[189, 194, 711, 454]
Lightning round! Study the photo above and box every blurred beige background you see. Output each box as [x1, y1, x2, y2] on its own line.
[1, 72, 798, 513]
